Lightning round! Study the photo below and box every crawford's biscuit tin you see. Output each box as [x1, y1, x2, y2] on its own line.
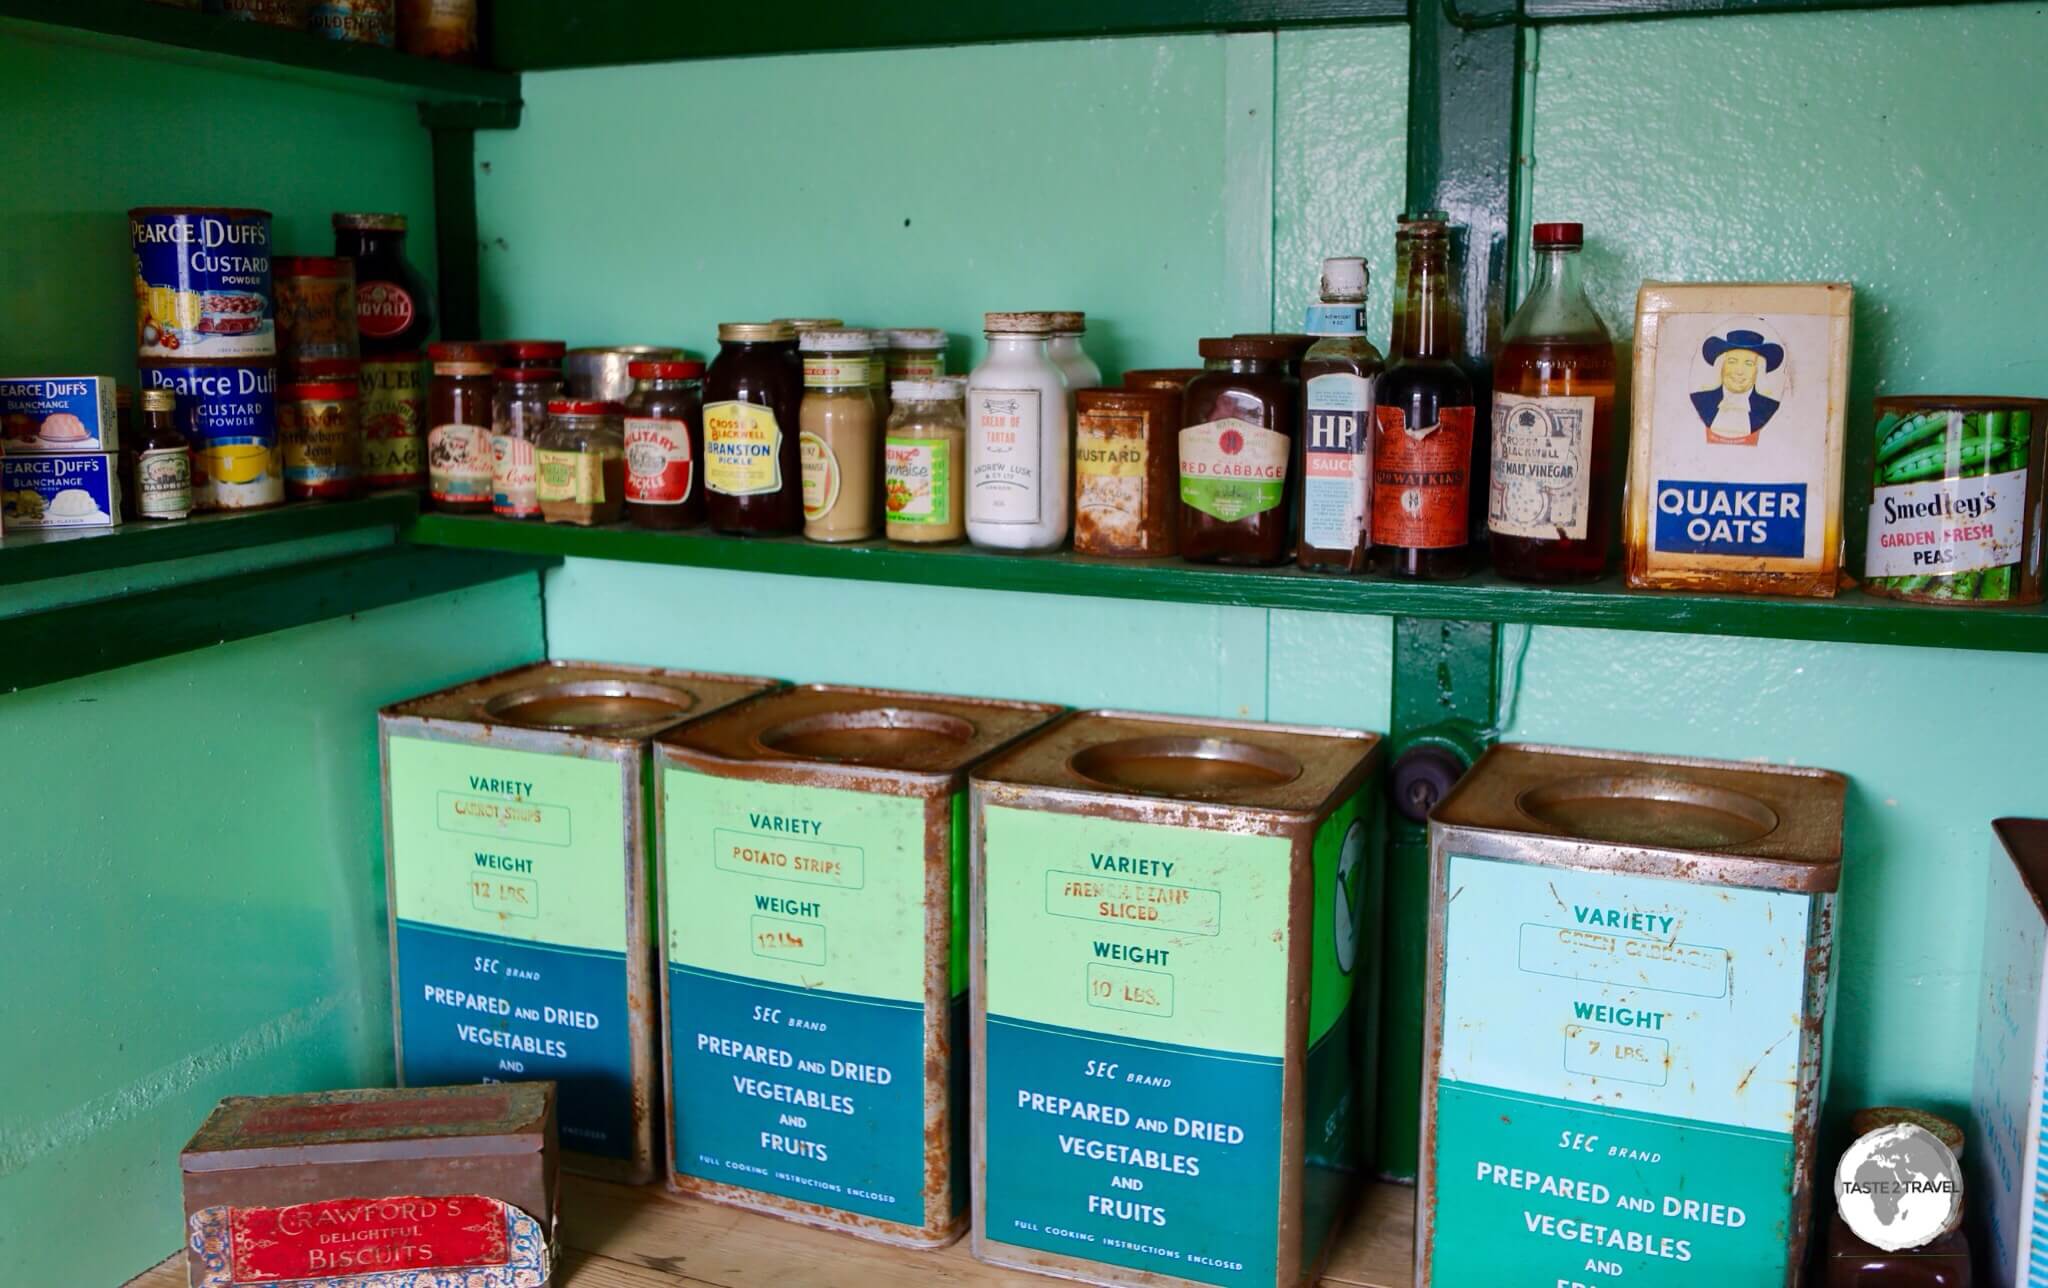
[971, 711, 1385, 1287]
[2, 453, 120, 527]
[131, 206, 275, 360]
[1421, 744, 1846, 1287]
[381, 661, 779, 1186]
[656, 685, 1062, 1248]
[0, 375, 119, 454]
[180, 1083, 557, 1288]
[1969, 818, 2048, 1288]
[1625, 282, 1853, 596]
[141, 358, 280, 511]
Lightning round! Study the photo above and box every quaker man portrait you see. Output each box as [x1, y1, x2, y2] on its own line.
[1691, 327, 1785, 446]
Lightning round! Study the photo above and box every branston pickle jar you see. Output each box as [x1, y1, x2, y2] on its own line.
[971, 711, 1385, 1288]
[380, 661, 778, 1185]
[656, 685, 1061, 1248]
[705, 322, 803, 536]
[1421, 743, 1847, 1287]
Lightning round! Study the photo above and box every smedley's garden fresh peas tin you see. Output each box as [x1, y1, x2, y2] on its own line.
[655, 685, 1062, 1248]
[971, 711, 1385, 1288]
[380, 661, 779, 1186]
[130, 206, 274, 360]
[1863, 396, 2047, 606]
[1421, 744, 1846, 1288]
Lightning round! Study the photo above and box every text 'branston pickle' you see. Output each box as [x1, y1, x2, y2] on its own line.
[380, 660, 779, 1185]
[1421, 743, 1846, 1288]
[657, 684, 1062, 1248]
[971, 711, 1385, 1288]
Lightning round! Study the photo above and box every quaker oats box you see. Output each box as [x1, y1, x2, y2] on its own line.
[1625, 282, 1854, 596]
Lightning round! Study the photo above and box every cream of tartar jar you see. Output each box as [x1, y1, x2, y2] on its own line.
[1047, 311, 1103, 392]
[965, 311, 1070, 552]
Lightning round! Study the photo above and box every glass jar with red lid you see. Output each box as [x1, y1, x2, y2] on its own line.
[624, 359, 706, 530]
[425, 341, 496, 512]
[1178, 336, 1300, 565]
[333, 213, 433, 358]
[498, 339, 567, 370]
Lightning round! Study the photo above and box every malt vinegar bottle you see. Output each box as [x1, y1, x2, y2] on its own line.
[1371, 218, 1475, 579]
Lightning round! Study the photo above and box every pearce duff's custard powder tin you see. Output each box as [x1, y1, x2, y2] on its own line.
[141, 358, 280, 511]
[971, 711, 1385, 1288]
[656, 684, 1062, 1248]
[380, 661, 780, 1185]
[1421, 743, 1846, 1288]
[131, 207, 275, 360]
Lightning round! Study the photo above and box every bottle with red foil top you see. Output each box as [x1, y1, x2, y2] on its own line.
[425, 342, 496, 512]
[624, 359, 706, 530]
[333, 212, 433, 358]
[1372, 216, 1476, 579]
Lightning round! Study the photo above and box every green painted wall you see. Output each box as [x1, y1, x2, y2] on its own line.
[0, 27, 439, 381]
[0, 576, 543, 1284]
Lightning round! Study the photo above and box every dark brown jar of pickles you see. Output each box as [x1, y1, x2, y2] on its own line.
[624, 359, 706, 530]
[703, 322, 802, 535]
[1177, 337, 1299, 566]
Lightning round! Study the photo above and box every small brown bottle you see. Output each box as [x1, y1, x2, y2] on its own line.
[128, 388, 192, 521]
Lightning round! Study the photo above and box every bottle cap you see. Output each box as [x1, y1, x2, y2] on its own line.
[427, 341, 497, 363]
[496, 366, 565, 382]
[1199, 336, 1295, 361]
[984, 312, 1055, 336]
[800, 329, 874, 352]
[332, 212, 408, 232]
[628, 360, 705, 379]
[499, 339, 567, 361]
[547, 398, 625, 416]
[1048, 311, 1086, 335]
[888, 328, 948, 350]
[1319, 257, 1369, 301]
[773, 317, 845, 333]
[1848, 1107, 1965, 1158]
[141, 389, 177, 412]
[1533, 222, 1584, 247]
[892, 378, 963, 401]
[718, 322, 797, 342]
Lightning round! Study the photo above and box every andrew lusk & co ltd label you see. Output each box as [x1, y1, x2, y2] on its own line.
[663, 770, 960, 1229]
[387, 738, 635, 1161]
[1429, 855, 1811, 1284]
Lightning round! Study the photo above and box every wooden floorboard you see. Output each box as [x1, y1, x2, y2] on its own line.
[126, 1175, 1414, 1287]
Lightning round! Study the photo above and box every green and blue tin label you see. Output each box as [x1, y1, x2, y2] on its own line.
[1429, 854, 1812, 1285]
[386, 736, 636, 1161]
[981, 798, 1367, 1287]
[663, 768, 951, 1229]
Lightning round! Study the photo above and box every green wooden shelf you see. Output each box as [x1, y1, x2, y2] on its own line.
[0, 491, 421, 589]
[407, 511, 2048, 654]
[0, 0, 520, 102]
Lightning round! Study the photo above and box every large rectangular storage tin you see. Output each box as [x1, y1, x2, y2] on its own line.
[1421, 743, 1846, 1287]
[380, 660, 778, 1184]
[971, 710, 1385, 1288]
[1970, 818, 2048, 1288]
[656, 683, 1063, 1247]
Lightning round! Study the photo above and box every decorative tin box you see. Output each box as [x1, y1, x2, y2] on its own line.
[0, 374, 119, 453]
[179, 1083, 557, 1288]
[1970, 818, 2048, 1288]
[380, 660, 779, 1185]
[1421, 743, 1847, 1287]
[655, 684, 1061, 1248]
[1, 452, 121, 527]
[1626, 281, 1854, 596]
[971, 710, 1385, 1288]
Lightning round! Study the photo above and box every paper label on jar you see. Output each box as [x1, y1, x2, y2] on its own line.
[625, 417, 693, 506]
[428, 423, 492, 502]
[888, 356, 946, 382]
[360, 359, 423, 484]
[1179, 417, 1288, 522]
[1076, 411, 1150, 549]
[538, 449, 605, 505]
[799, 430, 843, 521]
[968, 386, 1043, 525]
[1865, 468, 2026, 579]
[803, 354, 870, 389]
[704, 401, 783, 496]
[195, 439, 283, 511]
[1489, 393, 1594, 540]
[884, 435, 950, 525]
[1372, 404, 1473, 549]
[492, 434, 539, 518]
[281, 400, 357, 488]
[137, 446, 192, 518]
[1302, 373, 1373, 552]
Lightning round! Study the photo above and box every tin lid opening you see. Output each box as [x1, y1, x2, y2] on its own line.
[483, 680, 698, 732]
[1515, 774, 1780, 848]
[756, 707, 977, 767]
[1068, 736, 1303, 797]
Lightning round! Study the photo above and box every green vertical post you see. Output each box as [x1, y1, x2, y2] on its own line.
[419, 101, 522, 340]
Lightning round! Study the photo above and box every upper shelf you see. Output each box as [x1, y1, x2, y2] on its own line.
[0, 0, 521, 102]
[408, 512, 2048, 655]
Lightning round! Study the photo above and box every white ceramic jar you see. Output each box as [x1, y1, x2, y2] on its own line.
[1046, 310, 1103, 391]
[965, 311, 1071, 551]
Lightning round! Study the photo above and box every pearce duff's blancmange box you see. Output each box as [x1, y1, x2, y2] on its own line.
[2, 453, 121, 527]
[0, 375, 119, 454]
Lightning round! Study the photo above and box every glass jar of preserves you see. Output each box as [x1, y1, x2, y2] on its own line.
[884, 379, 966, 544]
[799, 329, 879, 543]
[624, 359, 706, 530]
[333, 213, 433, 359]
[1048, 311, 1103, 391]
[965, 311, 1071, 551]
[1179, 336, 1299, 566]
[425, 341, 496, 513]
[491, 363, 563, 520]
[704, 322, 803, 535]
[537, 399, 626, 527]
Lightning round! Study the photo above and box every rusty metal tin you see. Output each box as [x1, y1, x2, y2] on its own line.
[379, 660, 779, 1186]
[654, 684, 1063, 1248]
[970, 710, 1386, 1288]
[180, 1083, 557, 1287]
[1420, 743, 1846, 1288]
[1075, 387, 1180, 558]
[1970, 818, 2048, 1287]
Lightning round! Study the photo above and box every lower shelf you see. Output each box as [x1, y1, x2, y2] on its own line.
[128, 1173, 1416, 1287]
